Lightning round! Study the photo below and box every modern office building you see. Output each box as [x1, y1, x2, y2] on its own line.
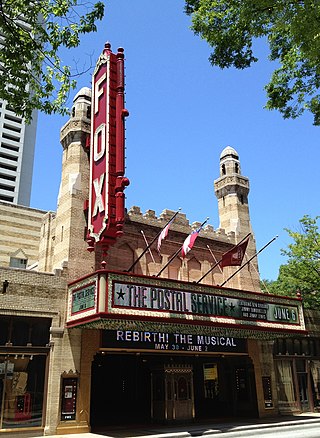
[0, 100, 38, 206]
[0, 13, 38, 206]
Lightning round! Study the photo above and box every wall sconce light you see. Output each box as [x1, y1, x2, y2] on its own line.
[2, 280, 9, 294]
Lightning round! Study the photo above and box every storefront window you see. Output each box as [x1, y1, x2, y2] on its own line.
[294, 339, 301, 355]
[275, 360, 296, 408]
[0, 354, 47, 429]
[310, 360, 320, 407]
[0, 316, 51, 347]
[274, 337, 318, 357]
[287, 339, 294, 355]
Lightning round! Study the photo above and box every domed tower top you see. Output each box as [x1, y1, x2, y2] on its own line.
[71, 86, 92, 119]
[73, 86, 91, 102]
[220, 145, 238, 159]
[219, 145, 241, 177]
[60, 86, 92, 149]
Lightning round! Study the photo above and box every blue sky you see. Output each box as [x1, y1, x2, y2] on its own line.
[30, 0, 319, 281]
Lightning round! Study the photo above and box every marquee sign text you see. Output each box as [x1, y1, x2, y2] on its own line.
[71, 283, 96, 314]
[113, 282, 300, 325]
[102, 330, 247, 353]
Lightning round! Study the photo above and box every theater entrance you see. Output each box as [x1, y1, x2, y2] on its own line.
[90, 352, 258, 430]
[152, 364, 194, 421]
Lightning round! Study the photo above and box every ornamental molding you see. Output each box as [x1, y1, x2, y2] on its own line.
[214, 175, 249, 190]
[60, 119, 91, 140]
[93, 52, 109, 75]
[73, 318, 303, 340]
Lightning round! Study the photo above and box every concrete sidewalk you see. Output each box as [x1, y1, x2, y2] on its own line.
[36, 413, 320, 438]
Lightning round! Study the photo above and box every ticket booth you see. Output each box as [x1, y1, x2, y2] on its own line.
[151, 364, 195, 422]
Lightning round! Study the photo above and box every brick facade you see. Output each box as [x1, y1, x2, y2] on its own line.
[0, 201, 46, 269]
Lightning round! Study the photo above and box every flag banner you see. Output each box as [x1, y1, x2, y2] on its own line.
[128, 209, 180, 272]
[157, 219, 173, 253]
[181, 228, 201, 258]
[220, 236, 250, 268]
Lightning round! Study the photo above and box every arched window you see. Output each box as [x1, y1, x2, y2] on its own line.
[177, 377, 189, 400]
[168, 258, 182, 280]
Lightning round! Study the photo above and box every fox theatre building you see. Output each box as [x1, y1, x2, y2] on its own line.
[54, 42, 309, 431]
[6, 42, 312, 436]
[66, 271, 306, 428]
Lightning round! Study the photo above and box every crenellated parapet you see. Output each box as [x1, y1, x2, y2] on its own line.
[126, 205, 236, 245]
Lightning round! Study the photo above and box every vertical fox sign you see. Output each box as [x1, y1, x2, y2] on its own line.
[87, 43, 129, 253]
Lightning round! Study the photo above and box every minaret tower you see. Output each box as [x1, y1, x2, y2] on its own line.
[52, 87, 95, 280]
[214, 146, 261, 291]
[214, 146, 251, 237]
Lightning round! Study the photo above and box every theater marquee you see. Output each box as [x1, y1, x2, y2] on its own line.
[66, 271, 306, 337]
[112, 282, 299, 324]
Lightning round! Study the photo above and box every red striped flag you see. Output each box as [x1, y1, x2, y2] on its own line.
[220, 236, 250, 268]
[157, 218, 174, 253]
[181, 227, 201, 258]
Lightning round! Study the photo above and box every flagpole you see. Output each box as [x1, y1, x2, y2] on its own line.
[126, 208, 181, 272]
[141, 230, 155, 263]
[207, 245, 223, 273]
[156, 217, 209, 278]
[197, 233, 251, 284]
[220, 235, 279, 287]
[244, 253, 271, 293]
[155, 246, 182, 277]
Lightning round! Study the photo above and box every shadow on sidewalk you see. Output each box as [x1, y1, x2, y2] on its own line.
[94, 413, 320, 438]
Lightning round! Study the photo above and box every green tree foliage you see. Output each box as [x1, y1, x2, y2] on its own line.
[185, 0, 320, 125]
[0, 0, 104, 121]
[261, 216, 320, 308]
